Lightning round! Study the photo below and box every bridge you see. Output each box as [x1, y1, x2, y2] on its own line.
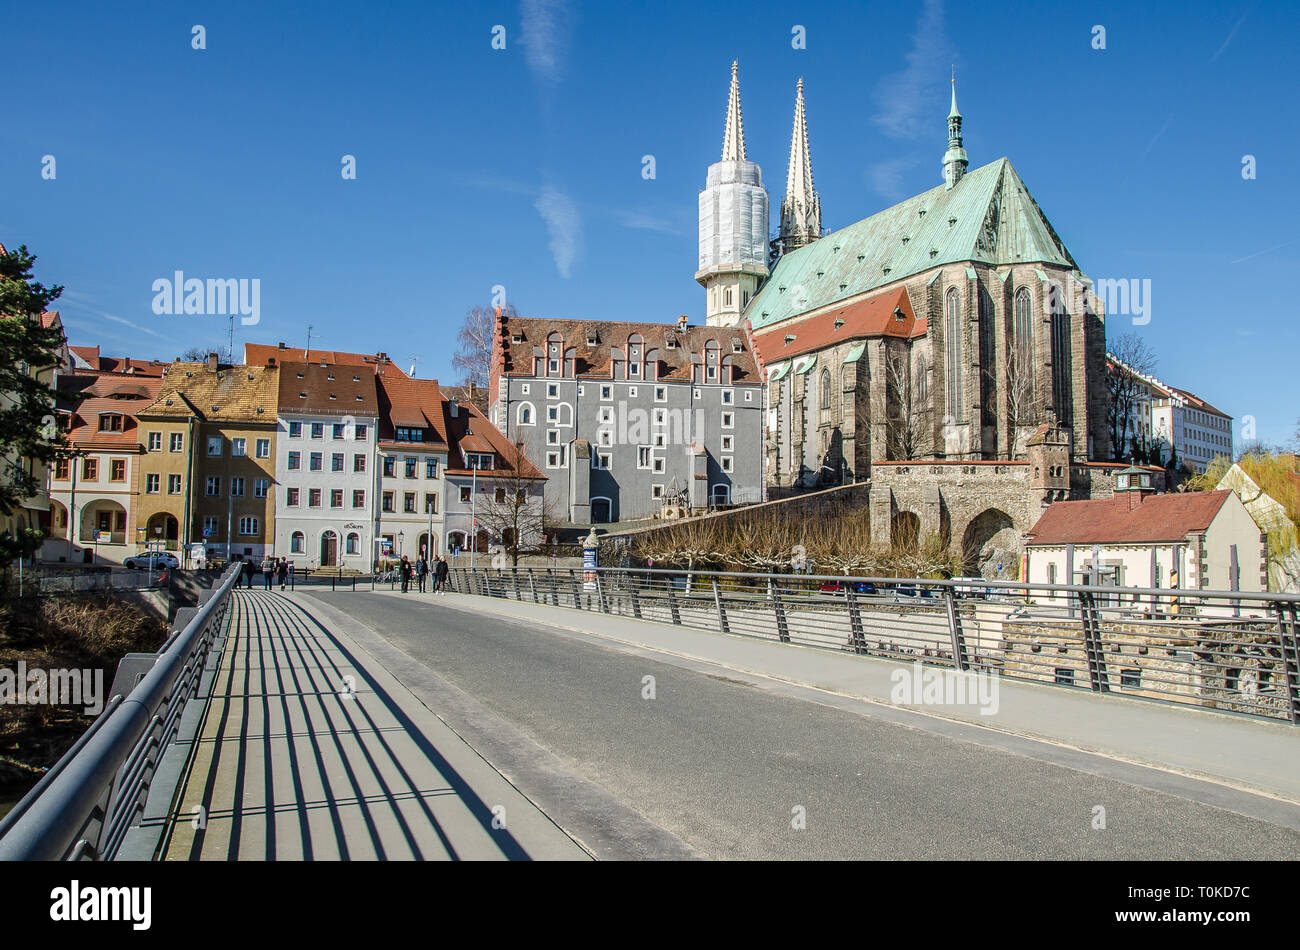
[2, 565, 1299, 860]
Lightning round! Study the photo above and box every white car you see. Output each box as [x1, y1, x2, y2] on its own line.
[124, 552, 180, 571]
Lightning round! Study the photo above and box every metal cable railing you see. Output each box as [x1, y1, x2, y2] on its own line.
[0, 563, 243, 861]
[447, 566, 1300, 725]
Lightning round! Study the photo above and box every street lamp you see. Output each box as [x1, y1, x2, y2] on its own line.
[398, 531, 404, 559]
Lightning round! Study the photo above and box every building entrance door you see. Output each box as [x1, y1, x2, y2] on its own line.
[321, 531, 338, 566]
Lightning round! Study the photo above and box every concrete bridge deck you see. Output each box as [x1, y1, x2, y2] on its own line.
[161, 590, 589, 860]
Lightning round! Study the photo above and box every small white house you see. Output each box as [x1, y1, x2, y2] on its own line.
[1025, 469, 1267, 610]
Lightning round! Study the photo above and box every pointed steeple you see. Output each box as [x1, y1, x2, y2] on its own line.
[721, 60, 747, 161]
[943, 75, 968, 189]
[776, 77, 822, 261]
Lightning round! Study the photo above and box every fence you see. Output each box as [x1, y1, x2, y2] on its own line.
[0, 563, 243, 860]
[448, 566, 1300, 725]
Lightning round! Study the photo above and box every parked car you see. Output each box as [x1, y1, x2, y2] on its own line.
[124, 551, 179, 570]
[818, 581, 879, 595]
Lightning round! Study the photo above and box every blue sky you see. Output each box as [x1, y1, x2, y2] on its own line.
[2, 0, 1296, 445]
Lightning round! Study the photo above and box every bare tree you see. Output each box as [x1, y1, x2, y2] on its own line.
[179, 346, 209, 361]
[1106, 332, 1156, 462]
[884, 356, 925, 460]
[1002, 346, 1041, 458]
[453, 303, 519, 390]
[473, 442, 547, 565]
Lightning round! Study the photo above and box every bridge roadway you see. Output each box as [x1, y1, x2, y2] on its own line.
[164, 587, 1300, 860]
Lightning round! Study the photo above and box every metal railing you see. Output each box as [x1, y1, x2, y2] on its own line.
[448, 566, 1300, 725]
[0, 563, 243, 861]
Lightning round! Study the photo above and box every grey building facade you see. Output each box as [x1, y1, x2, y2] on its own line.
[489, 314, 765, 526]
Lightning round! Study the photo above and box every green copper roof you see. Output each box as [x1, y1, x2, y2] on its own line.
[746, 157, 1078, 331]
[793, 354, 817, 375]
[841, 342, 866, 363]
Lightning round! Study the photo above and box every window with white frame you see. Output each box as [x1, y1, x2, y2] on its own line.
[637, 446, 652, 469]
[598, 429, 613, 446]
[628, 387, 638, 398]
[721, 412, 734, 428]
[652, 456, 665, 474]
[255, 478, 269, 498]
[521, 383, 530, 395]
[600, 385, 612, 400]
[147, 432, 162, 451]
[722, 390, 733, 404]
[518, 402, 535, 426]
[593, 452, 611, 469]
[654, 386, 667, 402]
[547, 383, 558, 398]
[145, 474, 160, 494]
[721, 435, 733, 451]
[722, 457, 734, 473]
[203, 516, 219, 538]
[547, 429, 560, 445]
[547, 448, 566, 468]
[653, 408, 667, 427]
[238, 517, 258, 536]
[598, 406, 614, 425]
[207, 436, 222, 456]
[256, 438, 271, 458]
[652, 485, 664, 499]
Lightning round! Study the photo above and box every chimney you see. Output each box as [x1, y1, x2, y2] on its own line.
[267, 357, 276, 368]
[449, 396, 459, 418]
[207, 352, 219, 371]
[677, 315, 689, 330]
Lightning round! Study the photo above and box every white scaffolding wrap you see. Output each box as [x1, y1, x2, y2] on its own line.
[698, 159, 769, 272]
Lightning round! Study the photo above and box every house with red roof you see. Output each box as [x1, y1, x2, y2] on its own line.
[1024, 470, 1266, 607]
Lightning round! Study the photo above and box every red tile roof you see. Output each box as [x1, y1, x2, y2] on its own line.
[63, 376, 165, 447]
[68, 345, 169, 376]
[751, 287, 919, 363]
[278, 361, 379, 416]
[377, 375, 447, 444]
[1026, 490, 1233, 546]
[493, 313, 762, 384]
[244, 343, 408, 377]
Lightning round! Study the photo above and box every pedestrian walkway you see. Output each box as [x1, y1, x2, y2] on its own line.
[162, 590, 590, 860]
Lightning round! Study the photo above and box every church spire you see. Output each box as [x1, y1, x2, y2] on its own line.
[721, 60, 747, 161]
[775, 77, 821, 261]
[943, 74, 969, 189]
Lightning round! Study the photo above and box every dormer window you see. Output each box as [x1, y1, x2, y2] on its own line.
[396, 427, 425, 443]
[465, 452, 494, 470]
[732, 340, 743, 353]
[97, 413, 124, 432]
[511, 333, 524, 344]
[665, 337, 677, 349]
[586, 331, 598, 346]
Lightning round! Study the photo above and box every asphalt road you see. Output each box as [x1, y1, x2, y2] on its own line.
[309, 591, 1300, 860]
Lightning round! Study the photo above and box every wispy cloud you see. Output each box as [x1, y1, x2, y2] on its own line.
[615, 210, 683, 236]
[520, 0, 572, 85]
[59, 290, 173, 341]
[1211, 9, 1250, 62]
[1139, 114, 1175, 158]
[865, 157, 918, 202]
[873, 0, 948, 140]
[534, 185, 583, 278]
[1229, 238, 1296, 265]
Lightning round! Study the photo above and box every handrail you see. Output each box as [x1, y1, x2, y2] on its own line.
[0, 563, 244, 861]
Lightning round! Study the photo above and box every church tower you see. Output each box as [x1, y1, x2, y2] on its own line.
[943, 77, 968, 189]
[697, 61, 770, 327]
[773, 78, 821, 264]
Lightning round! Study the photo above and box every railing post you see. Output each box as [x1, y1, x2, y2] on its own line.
[943, 589, 970, 671]
[772, 585, 790, 643]
[629, 578, 642, 620]
[845, 589, 866, 654]
[596, 573, 608, 613]
[529, 570, 538, 604]
[550, 570, 560, 607]
[570, 569, 581, 609]
[1078, 590, 1110, 692]
[512, 568, 522, 600]
[712, 578, 730, 633]
[665, 582, 681, 625]
[1275, 602, 1300, 725]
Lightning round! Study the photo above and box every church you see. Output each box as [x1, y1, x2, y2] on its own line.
[697, 63, 1149, 574]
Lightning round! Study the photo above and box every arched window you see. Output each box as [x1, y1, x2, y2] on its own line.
[546, 332, 563, 377]
[290, 531, 305, 554]
[1051, 308, 1074, 425]
[820, 369, 832, 410]
[517, 402, 535, 426]
[627, 334, 643, 380]
[978, 285, 996, 428]
[915, 357, 929, 403]
[945, 287, 962, 421]
[346, 533, 360, 555]
[1013, 287, 1034, 403]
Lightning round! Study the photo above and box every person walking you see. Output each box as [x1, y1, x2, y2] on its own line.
[262, 554, 275, 589]
[416, 554, 429, 593]
[242, 557, 256, 589]
[400, 555, 412, 593]
[277, 557, 289, 590]
[434, 554, 449, 595]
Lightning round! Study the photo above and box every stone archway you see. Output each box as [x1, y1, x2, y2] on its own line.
[146, 512, 181, 549]
[961, 508, 1018, 578]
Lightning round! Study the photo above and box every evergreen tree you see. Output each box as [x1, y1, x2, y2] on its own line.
[0, 244, 65, 516]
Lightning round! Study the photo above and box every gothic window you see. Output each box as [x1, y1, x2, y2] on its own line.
[978, 285, 996, 428]
[1051, 310, 1073, 426]
[820, 369, 832, 410]
[944, 287, 962, 421]
[1013, 287, 1033, 388]
[915, 357, 928, 403]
